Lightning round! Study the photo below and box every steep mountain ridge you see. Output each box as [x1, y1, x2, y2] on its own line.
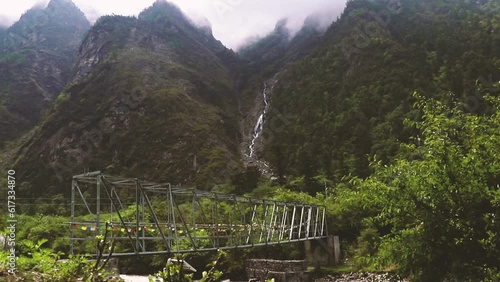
[10, 2, 243, 197]
[0, 0, 90, 147]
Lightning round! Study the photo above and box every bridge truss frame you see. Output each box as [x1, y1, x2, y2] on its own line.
[70, 172, 327, 257]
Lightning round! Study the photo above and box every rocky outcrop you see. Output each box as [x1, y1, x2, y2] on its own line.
[70, 33, 106, 84]
[70, 15, 150, 85]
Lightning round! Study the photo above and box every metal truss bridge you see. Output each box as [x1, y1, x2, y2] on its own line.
[70, 172, 327, 257]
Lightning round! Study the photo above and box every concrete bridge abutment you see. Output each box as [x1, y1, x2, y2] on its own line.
[304, 235, 340, 267]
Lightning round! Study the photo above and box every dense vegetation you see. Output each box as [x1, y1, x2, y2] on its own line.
[255, 0, 500, 280]
[333, 94, 500, 281]
[263, 0, 500, 188]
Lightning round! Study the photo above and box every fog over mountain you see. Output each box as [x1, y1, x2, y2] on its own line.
[0, 0, 346, 49]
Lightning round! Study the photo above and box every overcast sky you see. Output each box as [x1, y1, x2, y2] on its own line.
[0, 0, 346, 49]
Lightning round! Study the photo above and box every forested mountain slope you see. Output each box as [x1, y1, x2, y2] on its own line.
[0, 0, 90, 147]
[262, 0, 500, 191]
[5, 0, 499, 200]
[11, 1, 242, 197]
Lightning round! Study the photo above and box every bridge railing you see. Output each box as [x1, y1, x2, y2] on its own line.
[69, 172, 327, 257]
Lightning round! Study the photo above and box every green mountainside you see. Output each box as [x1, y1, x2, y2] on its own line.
[1, 0, 500, 280]
[10, 1, 242, 197]
[0, 0, 90, 147]
[3, 0, 499, 197]
[262, 0, 500, 191]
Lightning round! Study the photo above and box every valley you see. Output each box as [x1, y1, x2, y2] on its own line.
[1, 0, 500, 281]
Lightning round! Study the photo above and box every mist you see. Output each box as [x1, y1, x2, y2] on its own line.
[235, 8, 342, 52]
[0, 15, 10, 29]
[0, 0, 347, 50]
[0, 0, 47, 28]
[181, 0, 346, 50]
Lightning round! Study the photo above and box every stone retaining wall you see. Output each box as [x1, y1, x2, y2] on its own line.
[246, 259, 310, 282]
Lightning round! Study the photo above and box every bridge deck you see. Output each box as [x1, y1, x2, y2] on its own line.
[70, 172, 327, 257]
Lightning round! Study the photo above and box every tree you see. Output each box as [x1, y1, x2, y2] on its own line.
[351, 93, 500, 281]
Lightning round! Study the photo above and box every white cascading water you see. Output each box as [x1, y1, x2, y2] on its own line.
[248, 82, 270, 158]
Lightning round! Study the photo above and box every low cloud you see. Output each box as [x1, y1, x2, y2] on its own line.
[33, 0, 50, 9]
[0, 0, 347, 49]
[0, 15, 11, 28]
[0, 0, 47, 27]
[179, 0, 346, 50]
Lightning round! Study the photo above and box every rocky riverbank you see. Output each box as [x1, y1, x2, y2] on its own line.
[315, 273, 407, 282]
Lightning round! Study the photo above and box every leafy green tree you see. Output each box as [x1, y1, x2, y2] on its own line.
[350, 94, 500, 281]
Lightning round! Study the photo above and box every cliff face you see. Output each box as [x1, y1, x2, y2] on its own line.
[12, 2, 243, 196]
[0, 0, 90, 147]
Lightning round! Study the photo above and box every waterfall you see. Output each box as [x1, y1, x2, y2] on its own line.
[248, 82, 270, 158]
